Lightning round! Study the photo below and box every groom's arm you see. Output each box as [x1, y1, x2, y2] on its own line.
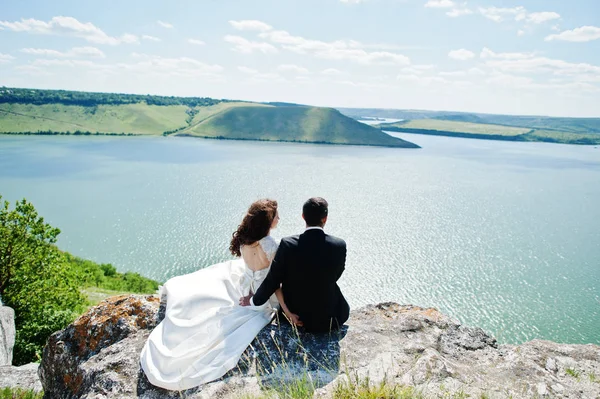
[251, 240, 288, 306]
[334, 240, 347, 281]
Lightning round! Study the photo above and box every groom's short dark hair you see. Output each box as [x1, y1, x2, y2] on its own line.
[303, 197, 328, 226]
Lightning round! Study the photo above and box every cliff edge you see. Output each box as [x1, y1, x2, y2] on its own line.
[35, 295, 600, 398]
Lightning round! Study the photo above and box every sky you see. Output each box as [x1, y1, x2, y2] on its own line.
[1, 0, 599, 117]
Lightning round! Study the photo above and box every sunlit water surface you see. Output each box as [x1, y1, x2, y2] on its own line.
[0, 134, 598, 345]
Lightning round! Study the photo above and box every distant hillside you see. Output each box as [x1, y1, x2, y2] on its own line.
[339, 106, 600, 145]
[179, 103, 418, 147]
[0, 87, 418, 148]
[0, 103, 189, 135]
[378, 120, 600, 145]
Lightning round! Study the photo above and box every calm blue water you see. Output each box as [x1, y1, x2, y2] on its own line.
[0, 134, 598, 345]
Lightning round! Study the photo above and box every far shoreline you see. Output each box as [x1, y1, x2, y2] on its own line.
[0, 131, 422, 149]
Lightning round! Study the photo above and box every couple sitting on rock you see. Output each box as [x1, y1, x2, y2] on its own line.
[140, 197, 349, 390]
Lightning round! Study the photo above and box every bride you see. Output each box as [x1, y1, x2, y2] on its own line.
[140, 199, 297, 390]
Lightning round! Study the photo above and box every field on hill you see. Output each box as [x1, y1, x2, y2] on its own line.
[377, 119, 600, 145]
[384, 120, 532, 136]
[0, 103, 189, 135]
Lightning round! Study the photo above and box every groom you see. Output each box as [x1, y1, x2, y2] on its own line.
[240, 197, 350, 333]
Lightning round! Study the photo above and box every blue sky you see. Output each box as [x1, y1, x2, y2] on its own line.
[1, 0, 599, 117]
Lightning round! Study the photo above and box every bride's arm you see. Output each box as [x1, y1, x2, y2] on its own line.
[275, 287, 303, 327]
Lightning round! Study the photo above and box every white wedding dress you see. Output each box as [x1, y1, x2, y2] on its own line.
[140, 236, 279, 391]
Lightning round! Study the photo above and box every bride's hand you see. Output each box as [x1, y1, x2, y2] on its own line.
[239, 294, 253, 307]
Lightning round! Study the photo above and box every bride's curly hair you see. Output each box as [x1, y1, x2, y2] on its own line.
[229, 199, 278, 257]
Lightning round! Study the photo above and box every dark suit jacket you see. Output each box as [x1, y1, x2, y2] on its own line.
[252, 228, 349, 332]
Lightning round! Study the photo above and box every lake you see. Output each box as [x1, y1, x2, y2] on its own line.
[0, 133, 598, 345]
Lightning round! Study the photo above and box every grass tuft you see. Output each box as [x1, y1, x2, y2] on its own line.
[333, 374, 421, 399]
[0, 388, 43, 399]
[565, 368, 580, 379]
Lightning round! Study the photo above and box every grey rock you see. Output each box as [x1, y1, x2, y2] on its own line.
[0, 306, 15, 366]
[545, 357, 557, 372]
[438, 324, 498, 355]
[38, 297, 600, 399]
[0, 363, 43, 392]
[551, 383, 564, 393]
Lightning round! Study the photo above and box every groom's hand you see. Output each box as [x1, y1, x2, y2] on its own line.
[285, 311, 304, 327]
[239, 294, 253, 307]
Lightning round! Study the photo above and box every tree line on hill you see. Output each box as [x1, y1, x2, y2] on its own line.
[0, 87, 225, 107]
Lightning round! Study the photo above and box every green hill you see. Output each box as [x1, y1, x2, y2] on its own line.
[179, 103, 419, 147]
[0, 87, 418, 148]
[378, 120, 600, 145]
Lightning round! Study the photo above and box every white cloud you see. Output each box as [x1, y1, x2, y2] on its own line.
[400, 65, 435, 74]
[447, 8, 473, 17]
[120, 34, 139, 44]
[20, 46, 105, 58]
[320, 68, 345, 76]
[229, 20, 273, 32]
[0, 16, 138, 45]
[526, 12, 560, 24]
[480, 47, 534, 60]
[238, 66, 258, 74]
[481, 49, 600, 78]
[224, 35, 278, 54]
[258, 29, 410, 65]
[425, 0, 455, 8]
[468, 67, 486, 75]
[0, 53, 15, 64]
[479, 6, 526, 23]
[20, 48, 64, 57]
[119, 54, 224, 78]
[517, 30, 525, 36]
[142, 35, 161, 42]
[396, 74, 449, 85]
[340, 0, 366, 3]
[439, 70, 467, 77]
[438, 67, 486, 77]
[157, 20, 173, 29]
[277, 64, 309, 74]
[545, 26, 600, 42]
[31, 59, 97, 68]
[478, 7, 560, 25]
[448, 48, 475, 60]
[486, 73, 533, 87]
[188, 39, 206, 45]
[235, 67, 285, 83]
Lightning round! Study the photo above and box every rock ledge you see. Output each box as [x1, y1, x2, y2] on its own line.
[35, 295, 600, 398]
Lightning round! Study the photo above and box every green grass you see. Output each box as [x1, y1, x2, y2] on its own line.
[566, 368, 581, 379]
[378, 119, 600, 145]
[522, 129, 600, 144]
[380, 120, 531, 136]
[333, 375, 421, 399]
[81, 286, 136, 305]
[180, 104, 419, 148]
[0, 388, 43, 399]
[0, 103, 189, 135]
